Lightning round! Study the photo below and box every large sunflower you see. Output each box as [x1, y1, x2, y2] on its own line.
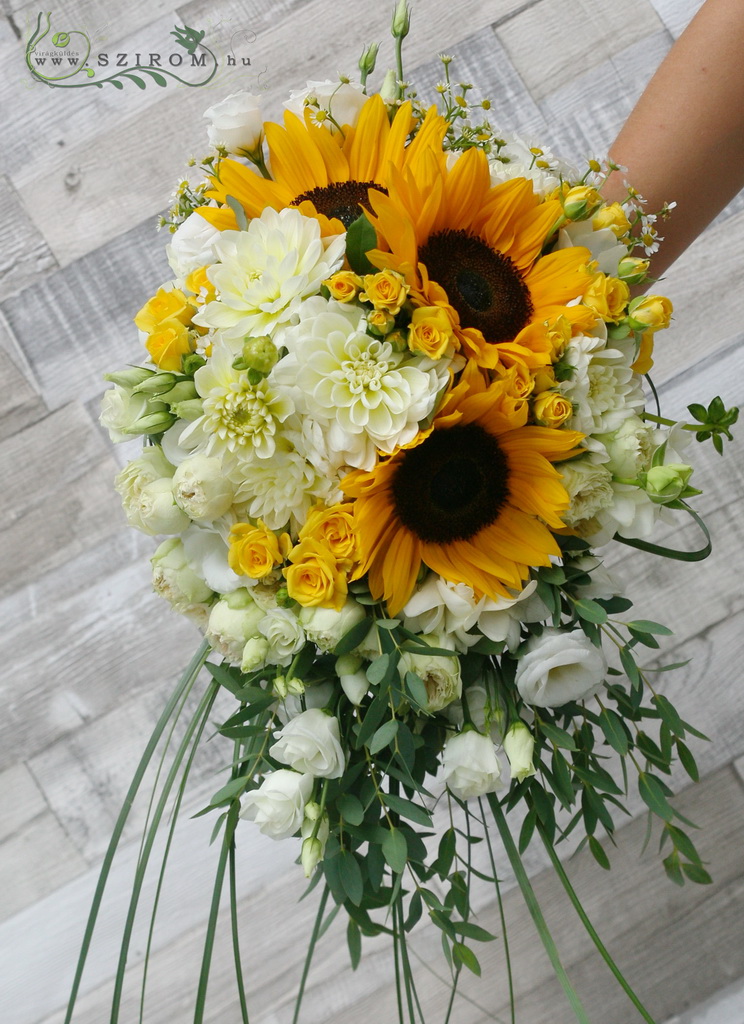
[341, 363, 583, 616]
[366, 145, 597, 370]
[198, 95, 448, 236]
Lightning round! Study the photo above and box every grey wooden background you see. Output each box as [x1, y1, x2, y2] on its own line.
[2, 0, 743, 1022]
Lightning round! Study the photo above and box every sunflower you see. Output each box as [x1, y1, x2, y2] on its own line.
[341, 363, 583, 615]
[366, 145, 597, 370]
[198, 94, 448, 236]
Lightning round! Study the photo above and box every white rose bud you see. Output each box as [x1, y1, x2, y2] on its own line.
[258, 607, 306, 667]
[100, 386, 150, 443]
[398, 633, 461, 713]
[166, 212, 222, 279]
[206, 590, 264, 663]
[151, 537, 214, 615]
[299, 598, 367, 652]
[442, 730, 504, 800]
[172, 455, 235, 522]
[503, 722, 537, 782]
[240, 770, 312, 840]
[241, 636, 270, 672]
[270, 708, 345, 779]
[335, 653, 368, 705]
[515, 628, 607, 708]
[204, 92, 263, 154]
[116, 450, 190, 536]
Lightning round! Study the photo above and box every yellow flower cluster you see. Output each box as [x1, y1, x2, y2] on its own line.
[134, 288, 196, 371]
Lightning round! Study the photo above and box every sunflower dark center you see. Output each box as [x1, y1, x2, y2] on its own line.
[418, 229, 534, 344]
[391, 422, 510, 544]
[290, 180, 388, 228]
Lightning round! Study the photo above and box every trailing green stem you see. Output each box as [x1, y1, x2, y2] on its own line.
[486, 794, 590, 1024]
[292, 884, 330, 1024]
[479, 798, 515, 1024]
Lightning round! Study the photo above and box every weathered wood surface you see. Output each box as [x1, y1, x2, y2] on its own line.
[3, 0, 744, 1022]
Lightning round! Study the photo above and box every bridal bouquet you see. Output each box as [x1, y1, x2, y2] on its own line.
[73, 7, 739, 1023]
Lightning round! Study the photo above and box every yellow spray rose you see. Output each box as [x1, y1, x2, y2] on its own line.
[628, 295, 673, 332]
[631, 330, 655, 375]
[185, 266, 217, 305]
[359, 269, 409, 315]
[135, 287, 194, 333]
[299, 504, 357, 568]
[562, 185, 603, 220]
[367, 309, 396, 335]
[408, 306, 456, 359]
[582, 272, 630, 323]
[145, 319, 193, 371]
[284, 539, 348, 610]
[533, 390, 573, 428]
[592, 202, 631, 238]
[229, 521, 291, 579]
[323, 270, 363, 303]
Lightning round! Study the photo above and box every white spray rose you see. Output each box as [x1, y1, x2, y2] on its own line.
[115, 449, 190, 536]
[503, 722, 537, 782]
[515, 628, 607, 708]
[270, 708, 345, 779]
[560, 457, 615, 528]
[182, 524, 245, 594]
[240, 770, 312, 839]
[299, 597, 367, 652]
[204, 91, 263, 153]
[258, 607, 306, 667]
[284, 79, 366, 130]
[151, 537, 214, 619]
[595, 415, 658, 479]
[100, 386, 150, 442]
[172, 455, 235, 522]
[442, 730, 504, 800]
[166, 212, 222, 280]
[398, 633, 461, 713]
[206, 589, 264, 663]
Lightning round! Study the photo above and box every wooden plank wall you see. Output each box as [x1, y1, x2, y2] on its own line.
[2, 0, 743, 1022]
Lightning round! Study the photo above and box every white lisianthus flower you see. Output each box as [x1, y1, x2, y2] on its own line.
[151, 537, 214, 625]
[284, 79, 366, 130]
[560, 334, 644, 435]
[299, 598, 367, 653]
[115, 449, 190, 536]
[585, 482, 664, 546]
[502, 722, 537, 782]
[258, 607, 306, 666]
[270, 708, 345, 779]
[566, 555, 620, 601]
[557, 221, 626, 277]
[276, 301, 447, 460]
[443, 684, 503, 742]
[398, 633, 461, 713]
[442, 730, 504, 800]
[487, 132, 568, 196]
[206, 589, 264, 663]
[240, 770, 313, 840]
[204, 91, 263, 154]
[100, 386, 151, 443]
[182, 522, 244, 593]
[166, 212, 222, 280]
[559, 456, 615, 528]
[172, 455, 235, 522]
[515, 628, 607, 708]
[193, 209, 345, 340]
[183, 344, 294, 461]
[277, 681, 335, 723]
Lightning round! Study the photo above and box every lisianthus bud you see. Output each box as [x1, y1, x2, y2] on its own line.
[392, 0, 411, 37]
[169, 398, 204, 421]
[301, 837, 323, 877]
[104, 367, 155, 389]
[644, 463, 693, 503]
[241, 636, 270, 672]
[133, 371, 178, 396]
[503, 722, 536, 782]
[125, 408, 177, 436]
[380, 69, 398, 104]
[334, 653, 367, 703]
[358, 41, 380, 78]
[172, 455, 235, 522]
[162, 380, 199, 406]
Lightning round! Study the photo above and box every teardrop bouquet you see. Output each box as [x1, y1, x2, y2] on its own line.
[71, 6, 739, 1022]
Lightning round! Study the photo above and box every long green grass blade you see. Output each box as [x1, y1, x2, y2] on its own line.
[229, 841, 250, 1024]
[486, 794, 590, 1024]
[292, 885, 330, 1024]
[479, 798, 515, 1024]
[536, 821, 658, 1024]
[64, 640, 210, 1024]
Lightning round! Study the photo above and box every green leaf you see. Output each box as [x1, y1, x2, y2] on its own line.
[366, 653, 391, 685]
[638, 772, 674, 822]
[338, 850, 364, 906]
[355, 691, 389, 748]
[205, 661, 244, 697]
[382, 827, 408, 873]
[384, 793, 432, 827]
[345, 212, 377, 274]
[434, 828, 456, 879]
[588, 835, 611, 870]
[599, 708, 630, 755]
[404, 671, 429, 710]
[681, 861, 713, 885]
[666, 824, 703, 865]
[405, 890, 423, 931]
[333, 615, 372, 655]
[539, 721, 577, 750]
[626, 619, 673, 636]
[663, 850, 685, 886]
[346, 919, 362, 969]
[518, 807, 536, 853]
[652, 694, 684, 735]
[619, 645, 642, 688]
[573, 598, 608, 624]
[375, 618, 400, 630]
[209, 777, 247, 806]
[452, 942, 481, 976]
[337, 793, 365, 826]
[368, 718, 399, 754]
[676, 740, 699, 782]
[452, 921, 497, 942]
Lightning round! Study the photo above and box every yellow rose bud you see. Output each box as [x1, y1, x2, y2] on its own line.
[324, 270, 363, 303]
[229, 521, 292, 579]
[533, 390, 573, 428]
[145, 319, 193, 371]
[367, 308, 396, 335]
[581, 273, 630, 323]
[592, 202, 631, 238]
[627, 294, 673, 332]
[631, 330, 655, 375]
[532, 366, 557, 393]
[359, 269, 409, 315]
[546, 316, 572, 358]
[617, 256, 650, 286]
[299, 504, 357, 568]
[185, 266, 216, 305]
[135, 287, 194, 333]
[563, 185, 603, 221]
[408, 306, 456, 359]
[284, 539, 348, 611]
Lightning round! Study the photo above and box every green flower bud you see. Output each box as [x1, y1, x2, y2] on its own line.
[241, 335, 279, 375]
[133, 371, 178, 396]
[358, 41, 380, 77]
[169, 398, 204, 421]
[104, 366, 155, 389]
[644, 463, 694, 503]
[163, 380, 199, 405]
[380, 68, 398, 104]
[182, 353, 207, 375]
[617, 256, 650, 286]
[392, 0, 411, 38]
[124, 409, 176, 435]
